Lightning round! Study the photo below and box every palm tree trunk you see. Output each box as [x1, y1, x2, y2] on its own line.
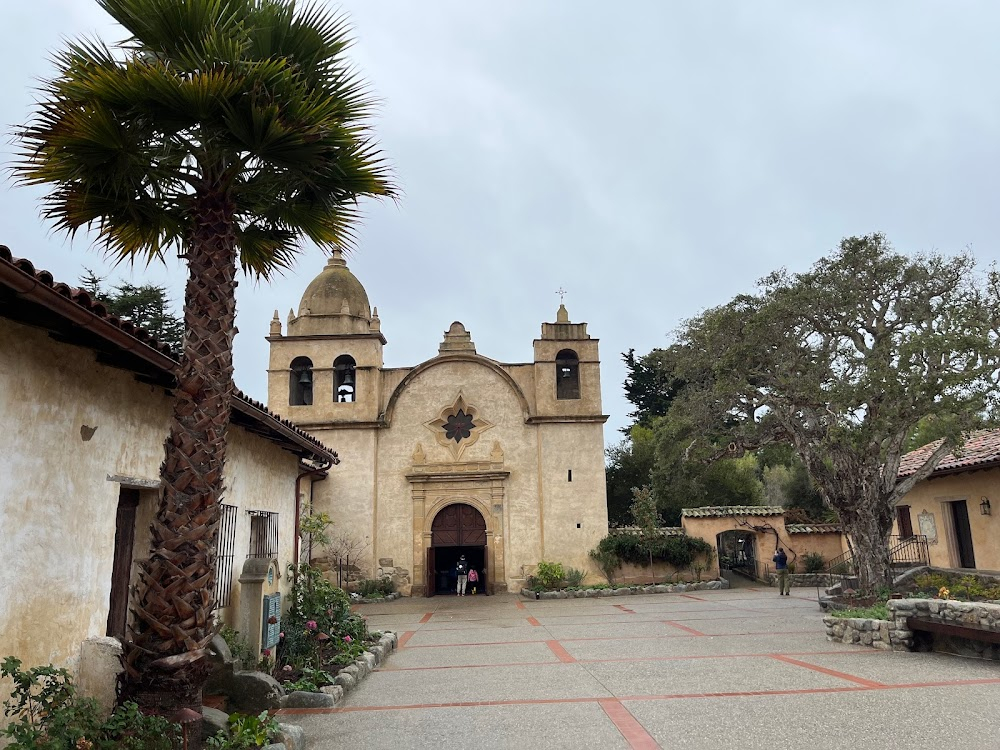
[122, 184, 237, 748]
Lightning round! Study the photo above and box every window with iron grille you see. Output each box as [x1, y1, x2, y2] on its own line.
[248, 510, 279, 559]
[216, 503, 239, 607]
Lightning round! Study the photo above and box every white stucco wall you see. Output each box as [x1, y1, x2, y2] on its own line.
[0, 318, 303, 698]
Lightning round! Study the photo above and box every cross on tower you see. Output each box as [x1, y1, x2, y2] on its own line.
[555, 287, 568, 304]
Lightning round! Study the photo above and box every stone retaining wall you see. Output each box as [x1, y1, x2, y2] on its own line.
[824, 599, 1000, 659]
[823, 615, 897, 650]
[768, 572, 839, 587]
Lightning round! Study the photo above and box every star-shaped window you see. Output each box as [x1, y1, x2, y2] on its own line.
[444, 409, 476, 443]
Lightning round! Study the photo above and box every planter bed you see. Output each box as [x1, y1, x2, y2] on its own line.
[521, 579, 729, 599]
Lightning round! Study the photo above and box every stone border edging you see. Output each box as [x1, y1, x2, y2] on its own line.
[277, 630, 398, 710]
[520, 579, 729, 599]
[351, 591, 403, 604]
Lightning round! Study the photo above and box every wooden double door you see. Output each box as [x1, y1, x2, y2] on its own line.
[426, 503, 488, 596]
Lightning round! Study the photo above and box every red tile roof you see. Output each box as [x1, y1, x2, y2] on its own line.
[0, 245, 337, 464]
[897, 428, 1000, 478]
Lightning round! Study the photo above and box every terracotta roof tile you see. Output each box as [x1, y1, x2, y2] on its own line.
[786, 523, 842, 534]
[897, 428, 1000, 478]
[0, 245, 337, 463]
[681, 505, 785, 518]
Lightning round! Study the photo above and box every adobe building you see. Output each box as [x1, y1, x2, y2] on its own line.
[0, 247, 335, 706]
[266, 250, 610, 595]
[893, 429, 1000, 572]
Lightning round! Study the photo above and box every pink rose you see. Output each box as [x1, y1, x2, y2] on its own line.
[279, 632, 285, 639]
[343, 635, 352, 643]
[262, 649, 271, 657]
[306, 620, 317, 630]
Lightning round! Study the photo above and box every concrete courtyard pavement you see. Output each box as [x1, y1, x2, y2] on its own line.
[278, 586, 1000, 749]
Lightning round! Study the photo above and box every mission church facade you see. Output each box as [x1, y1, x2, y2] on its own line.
[267, 251, 609, 595]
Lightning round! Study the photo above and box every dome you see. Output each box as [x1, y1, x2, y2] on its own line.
[297, 249, 370, 319]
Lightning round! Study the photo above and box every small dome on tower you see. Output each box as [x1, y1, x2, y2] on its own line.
[297, 248, 371, 319]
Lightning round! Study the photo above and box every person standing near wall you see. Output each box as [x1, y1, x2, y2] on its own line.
[456, 555, 469, 596]
[773, 547, 789, 596]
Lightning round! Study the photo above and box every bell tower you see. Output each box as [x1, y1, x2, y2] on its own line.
[532, 303, 603, 418]
[266, 249, 385, 426]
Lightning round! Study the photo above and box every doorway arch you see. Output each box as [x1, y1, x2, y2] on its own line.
[425, 501, 492, 597]
[717, 529, 758, 582]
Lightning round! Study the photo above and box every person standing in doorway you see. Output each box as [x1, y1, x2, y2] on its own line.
[773, 547, 789, 596]
[455, 555, 469, 596]
[468, 566, 479, 595]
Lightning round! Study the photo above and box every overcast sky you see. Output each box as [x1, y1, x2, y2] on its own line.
[3, 2, 999, 442]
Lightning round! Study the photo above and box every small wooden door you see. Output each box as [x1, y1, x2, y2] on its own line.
[896, 506, 914, 539]
[950, 500, 976, 569]
[426, 546, 436, 597]
[107, 488, 140, 639]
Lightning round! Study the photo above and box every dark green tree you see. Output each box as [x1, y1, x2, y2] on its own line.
[81, 270, 184, 352]
[665, 234, 999, 592]
[14, 0, 394, 736]
[622, 347, 686, 428]
[605, 425, 656, 525]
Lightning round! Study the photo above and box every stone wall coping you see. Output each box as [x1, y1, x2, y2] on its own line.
[520, 579, 729, 600]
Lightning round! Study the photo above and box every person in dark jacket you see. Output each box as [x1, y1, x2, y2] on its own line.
[773, 548, 789, 596]
[455, 555, 469, 596]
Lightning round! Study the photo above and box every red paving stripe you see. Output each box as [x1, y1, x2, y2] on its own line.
[515, 600, 527, 610]
[397, 631, 416, 648]
[418, 612, 434, 624]
[679, 594, 706, 601]
[378, 649, 883, 673]
[599, 698, 661, 750]
[401, 629, 818, 649]
[613, 604, 637, 614]
[769, 654, 885, 687]
[276, 678, 1000, 717]
[526, 616, 542, 626]
[662, 621, 707, 636]
[545, 640, 577, 663]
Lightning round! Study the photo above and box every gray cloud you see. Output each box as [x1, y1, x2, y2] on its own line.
[2, 1, 998, 442]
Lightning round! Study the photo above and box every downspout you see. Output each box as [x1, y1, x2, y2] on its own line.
[294, 458, 333, 570]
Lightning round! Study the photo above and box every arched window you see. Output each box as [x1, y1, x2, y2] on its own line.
[289, 356, 313, 406]
[334, 354, 357, 403]
[556, 349, 580, 400]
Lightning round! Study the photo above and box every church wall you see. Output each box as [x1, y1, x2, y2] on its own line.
[536, 422, 609, 581]
[306, 427, 379, 579]
[0, 318, 304, 698]
[375, 359, 542, 593]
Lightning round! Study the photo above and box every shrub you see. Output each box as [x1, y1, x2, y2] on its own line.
[565, 567, 586, 588]
[356, 575, 395, 598]
[1, 657, 178, 750]
[803, 552, 826, 574]
[591, 531, 714, 570]
[535, 561, 565, 590]
[589, 548, 619, 584]
[220, 625, 259, 670]
[206, 711, 279, 750]
[830, 604, 889, 620]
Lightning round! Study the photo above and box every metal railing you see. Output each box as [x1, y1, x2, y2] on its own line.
[888, 534, 930, 569]
[822, 534, 929, 578]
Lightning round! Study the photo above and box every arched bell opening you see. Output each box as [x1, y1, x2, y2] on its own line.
[556, 348, 580, 400]
[334, 354, 357, 403]
[289, 356, 314, 405]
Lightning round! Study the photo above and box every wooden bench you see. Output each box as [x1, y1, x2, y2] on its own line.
[906, 616, 1000, 645]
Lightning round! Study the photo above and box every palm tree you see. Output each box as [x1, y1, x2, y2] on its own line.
[14, 0, 394, 735]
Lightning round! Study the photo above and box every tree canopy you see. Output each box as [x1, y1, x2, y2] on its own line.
[81, 270, 184, 352]
[662, 234, 999, 590]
